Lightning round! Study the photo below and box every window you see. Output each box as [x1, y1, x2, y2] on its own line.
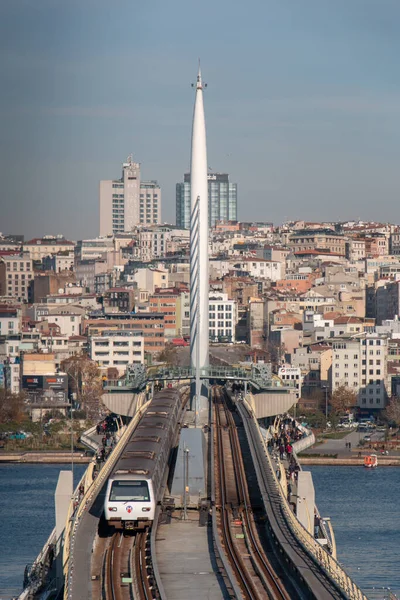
[109, 480, 150, 502]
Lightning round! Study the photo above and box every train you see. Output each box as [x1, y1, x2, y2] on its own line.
[104, 388, 182, 530]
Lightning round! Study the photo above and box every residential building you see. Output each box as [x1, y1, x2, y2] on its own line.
[0, 253, 33, 302]
[176, 172, 237, 229]
[23, 236, 75, 261]
[30, 271, 76, 303]
[42, 251, 75, 273]
[288, 229, 346, 256]
[230, 258, 282, 281]
[0, 306, 21, 335]
[100, 155, 161, 235]
[84, 313, 165, 354]
[331, 334, 388, 411]
[149, 287, 189, 339]
[89, 330, 144, 374]
[103, 288, 135, 313]
[209, 292, 237, 342]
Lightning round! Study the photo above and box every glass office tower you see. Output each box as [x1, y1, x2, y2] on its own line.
[176, 172, 237, 229]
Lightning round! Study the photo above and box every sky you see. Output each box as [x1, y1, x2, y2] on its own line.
[1, 0, 400, 240]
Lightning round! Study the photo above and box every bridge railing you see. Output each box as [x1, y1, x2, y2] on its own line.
[104, 365, 297, 391]
[239, 399, 368, 600]
[63, 392, 149, 600]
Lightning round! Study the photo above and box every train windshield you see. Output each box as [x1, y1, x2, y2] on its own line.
[109, 480, 150, 502]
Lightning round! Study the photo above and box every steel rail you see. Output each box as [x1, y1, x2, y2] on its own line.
[221, 391, 291, 600]
[216, 387, 286, 600]
[237, 397, 368, 600]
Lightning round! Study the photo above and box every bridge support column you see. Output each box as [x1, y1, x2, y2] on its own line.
[55, 470, 73, 590]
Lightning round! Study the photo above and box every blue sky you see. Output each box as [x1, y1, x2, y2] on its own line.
[1, 0, 400, 239]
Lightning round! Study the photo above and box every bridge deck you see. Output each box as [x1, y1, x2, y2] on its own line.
[156, 510, 229, 600]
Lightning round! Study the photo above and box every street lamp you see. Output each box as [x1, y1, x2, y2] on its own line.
[322, 386, 329, 424]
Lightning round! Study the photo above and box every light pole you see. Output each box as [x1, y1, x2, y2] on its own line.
[322, 386, 329, 424]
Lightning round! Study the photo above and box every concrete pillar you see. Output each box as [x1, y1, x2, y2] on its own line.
[55, 470, 73, 586]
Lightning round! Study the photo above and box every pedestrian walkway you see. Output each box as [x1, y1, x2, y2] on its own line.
[305, 429, 386, 457]
[156, 511, 229, 600]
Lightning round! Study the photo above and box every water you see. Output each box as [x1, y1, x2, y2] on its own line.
[308, 466, 400, 599]
[0, 464, 86, 599]
[0, 464, 398, 599]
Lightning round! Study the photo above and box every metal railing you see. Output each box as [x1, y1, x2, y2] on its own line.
[104, 365, 297, 390]
[239, 399, 368, 600]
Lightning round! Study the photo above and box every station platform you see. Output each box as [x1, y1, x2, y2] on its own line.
[155, 510, 229, 600]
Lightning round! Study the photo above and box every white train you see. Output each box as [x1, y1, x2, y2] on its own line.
[104, 389, 182, 530]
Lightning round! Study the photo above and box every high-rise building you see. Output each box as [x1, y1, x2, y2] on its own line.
[176, 172, 237, 229]
[99, 155, 161, 236]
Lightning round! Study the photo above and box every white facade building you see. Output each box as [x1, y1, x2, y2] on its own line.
[231, 258, 282, 281]
[278, 366, 302, 399]
[209, 292, 237, 342]
[38, 310, 83, 338]
[100, 156, 161, 236]
[89, 331, 144, 374]
[331, 334, 388, 410]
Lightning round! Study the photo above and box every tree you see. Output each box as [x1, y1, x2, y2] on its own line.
[384, 396, 400, 426]
[330, 385, 358, 415]
[0, 389, 27, 423]
[60, 353, 103, 419]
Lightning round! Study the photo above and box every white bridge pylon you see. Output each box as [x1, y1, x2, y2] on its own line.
[189, 65, 209, 419]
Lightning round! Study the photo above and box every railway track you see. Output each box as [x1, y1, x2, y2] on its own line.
[100, 530, 158, 600]
[213, 387, 292, 600]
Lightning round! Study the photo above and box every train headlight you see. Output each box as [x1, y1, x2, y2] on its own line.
[142, 507, 151, 512]
[108, 507, 117, 511]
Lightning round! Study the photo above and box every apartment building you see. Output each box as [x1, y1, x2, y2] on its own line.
[209, 292, 237, 342]
[100, 156, 161, 235]
[231, 258, 282, 281]
[331, 334, 388, 410]
[84, 313, 165, 353]
[288, 229, 346, 256]
[0, 306, 21, 335]
[89, 330, 144, 374]
[23, 237, 75, 261]
[149, 287, 190, 339]
[0, 253, 33, 302]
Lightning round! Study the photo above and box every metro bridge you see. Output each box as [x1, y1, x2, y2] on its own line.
[102, 363, 299, 419]
[20, 385, 370, 600]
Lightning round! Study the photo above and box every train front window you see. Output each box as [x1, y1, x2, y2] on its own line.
[109, 480, 150, 502]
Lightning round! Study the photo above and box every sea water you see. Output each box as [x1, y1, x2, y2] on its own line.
[0, 463, 86, 599]
[0, 464, 399, 599]
[308, 465, 400, 599]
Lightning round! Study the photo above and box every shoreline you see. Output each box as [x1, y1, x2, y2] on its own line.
[1, 451, 399, 466]
[299, 456, 400, 466]
[0, 452, 92, 464]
